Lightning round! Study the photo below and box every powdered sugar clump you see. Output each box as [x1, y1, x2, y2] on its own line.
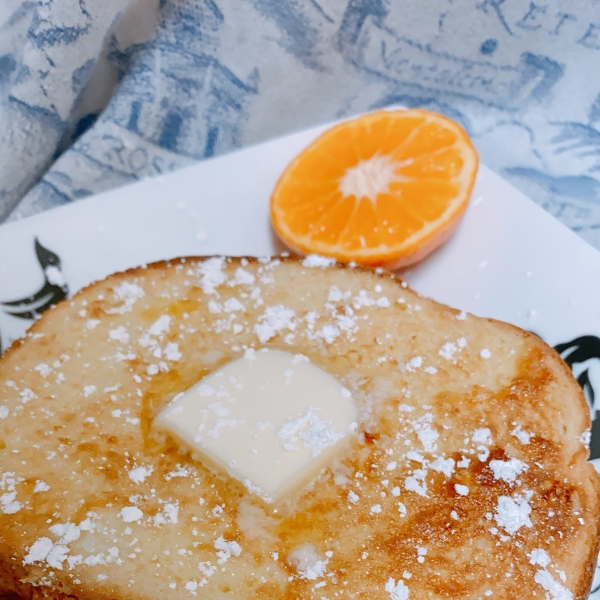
[287, 543, 328, 580]
[494, 495, 532, 534]
[49, 522, 81, 545]
[278, 408, 344, 457]
[431, 457, 455, 478]
[404, 476, 427, 497]
[511, 425, 532, 444]
[529, 548, 551, 568]
[534, 570, 573, 600]
[83, 385, 96, 398]
[128, 466, 153, 484]
[243, 348, 257, 361]
[0, 474, 23, 515]
[580, 429, 591, 448]
[417, 427, 439, 452]
[35, 363, 51, 377]
[22, 522, 86, 571]
[439, 342, 458, 360]
[108, 282, 144, 314]
[385, 577, 410, 600]
[198, 257, 227, 295]
[472, 428, 492, 444]
[439, 337, 467, 360]
[149, 315, 171, 337]
[164, 342, 182, 361]
[292, 353, 309, 364]
[119, 506, 143, 523]
[45, 266, 65, 286]
[406, 356, 423, 371]
[254, 305, 296, 343]
[109, 326, 129, 344]
[34, 480, 50, 493]
[0, 491, 23, 514]
[23, 537, 55, 566]
[214, 536, 242, 564]
[153, 502, 179, 526]
[316, 324, 340, 344]
[232, 267, 255, 286]
[489, 458, 527, 483]
[302, 255, 336, 268]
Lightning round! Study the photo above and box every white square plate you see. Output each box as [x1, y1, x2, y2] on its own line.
[1, 115, 600, 593]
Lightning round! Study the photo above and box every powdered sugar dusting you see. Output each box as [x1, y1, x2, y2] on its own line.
[2, 255, 583, 595]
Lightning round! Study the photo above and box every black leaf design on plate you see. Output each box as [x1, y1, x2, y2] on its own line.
[2, 239, 68, 318]
[0, 238, 69, 354]
[555, 335, 600, 461]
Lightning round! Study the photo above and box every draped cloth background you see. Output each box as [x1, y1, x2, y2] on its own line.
[2, 0, 600, 247]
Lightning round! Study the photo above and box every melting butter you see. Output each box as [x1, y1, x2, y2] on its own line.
[154, 349, 358, 502]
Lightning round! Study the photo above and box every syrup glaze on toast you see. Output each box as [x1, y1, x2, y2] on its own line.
[0, 257, 599, 599]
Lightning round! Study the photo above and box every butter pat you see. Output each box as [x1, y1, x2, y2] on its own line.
[154, 349, 358, 502]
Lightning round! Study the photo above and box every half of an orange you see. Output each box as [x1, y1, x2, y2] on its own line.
[270, 109, 479, 269]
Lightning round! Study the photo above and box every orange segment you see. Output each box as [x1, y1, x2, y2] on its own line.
[338, 197, 381, 251]
[270, 109, 479, 269]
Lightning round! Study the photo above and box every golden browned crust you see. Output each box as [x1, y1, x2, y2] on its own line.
[0, 256, 599, 600]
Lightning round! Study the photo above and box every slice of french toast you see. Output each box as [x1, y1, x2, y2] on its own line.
[0, 256, 598, 600]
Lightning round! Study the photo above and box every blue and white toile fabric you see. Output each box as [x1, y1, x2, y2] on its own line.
[2, 0, 600, 247]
